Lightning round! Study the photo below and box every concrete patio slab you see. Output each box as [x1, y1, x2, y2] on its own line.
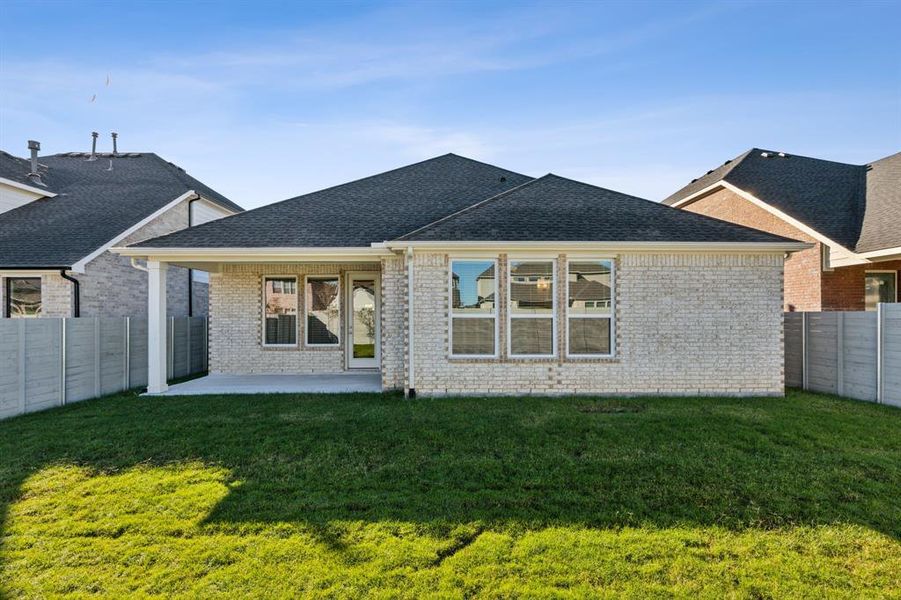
[151, 373, 382, 396]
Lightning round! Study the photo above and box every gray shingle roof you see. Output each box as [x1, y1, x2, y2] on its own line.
[398, 174, 800, 244]
[663, 148, 901, 252]
[132, 154, 533, 248]
[0, 151, 47, 190]
[0, 152, 241, 268]
[857, 151, 901, 253]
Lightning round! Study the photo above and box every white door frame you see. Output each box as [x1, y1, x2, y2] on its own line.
[345, 271, 380, 369]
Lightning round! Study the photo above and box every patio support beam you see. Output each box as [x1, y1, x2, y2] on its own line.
[148, 260, 168, 394]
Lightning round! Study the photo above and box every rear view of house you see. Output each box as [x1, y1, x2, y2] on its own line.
[116, 154, 808, 397]
[663, 149, 901, 311]
[0, 137, 242, 318]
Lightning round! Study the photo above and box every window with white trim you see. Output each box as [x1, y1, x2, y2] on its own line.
[263, 276, 297, 345]
[567, 260, 613, 356]
[508, 260, 555, 357]
[449, 259, 497, 356]
[306, 276, 340, 345]
[865, 271, 897, 311]
[5, 277, 42, 318]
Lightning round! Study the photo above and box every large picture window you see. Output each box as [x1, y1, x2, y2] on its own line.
[263, 276, 297, 346]
[450, 259, 497, 357]
[5, 277, 42, 318]
[508, 260, 555, 357]
[567, 260, 613, 356]
[306, 276, 340, 345]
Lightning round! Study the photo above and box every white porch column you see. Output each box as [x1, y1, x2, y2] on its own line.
[148, 260, 168, 394]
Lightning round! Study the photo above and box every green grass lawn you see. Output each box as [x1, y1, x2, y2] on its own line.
[1, 390, 899, 598]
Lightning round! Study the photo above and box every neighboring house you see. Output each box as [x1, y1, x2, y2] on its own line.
[663, 149, 901, 311]
[0, 140, 242, 318]
[116, 154, 807, 397]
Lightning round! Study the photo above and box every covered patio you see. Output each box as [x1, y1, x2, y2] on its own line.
[155, 372, 382, 396]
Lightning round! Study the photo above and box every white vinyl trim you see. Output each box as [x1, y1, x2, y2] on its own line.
[304, 274, 341, 347]
[859, 246, 901, 260]
[448, 257, 499, 359]
[381, 239, 810, 253]
[565, 258, 616, 359]
[0, 177, 57, 197]
[261, 274, 299, 347]
[507, 258, 557, 358]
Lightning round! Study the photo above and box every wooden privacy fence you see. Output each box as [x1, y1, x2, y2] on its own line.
[0, 317, 207, 420]
[784, 304, 901, 407]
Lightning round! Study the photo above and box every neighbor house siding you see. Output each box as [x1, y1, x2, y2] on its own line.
[409, 251, 785, 396]
[208, 262, 380, 375]
[680, 188, 821, 311]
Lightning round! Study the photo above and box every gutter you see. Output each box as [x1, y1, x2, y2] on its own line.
[59, 269, 80, 317]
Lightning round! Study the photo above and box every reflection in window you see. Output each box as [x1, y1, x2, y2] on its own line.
[509, 261, 555, 356]
[6, 277, 42, 318]
[865, 272, 897, 311]
[306, 277, 340, 345]
[263, 277, 297, 345]
[567, 260, 613, 355]
[450, 260, 496, 356]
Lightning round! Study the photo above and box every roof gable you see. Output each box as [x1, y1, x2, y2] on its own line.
[132, 154, 533, 249]
[397, 174, 800, 244]
[856, 151, 901, 253]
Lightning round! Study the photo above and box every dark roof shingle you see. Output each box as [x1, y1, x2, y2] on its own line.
[0, 152, 241, 268]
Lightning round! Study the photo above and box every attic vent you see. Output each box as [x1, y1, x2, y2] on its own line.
[690, 178, 698, 183]
[723, 159, 732, 165]
[705, 170, 713, 175]
[499, 176, 507, 182]
[761, 151, 788, 158]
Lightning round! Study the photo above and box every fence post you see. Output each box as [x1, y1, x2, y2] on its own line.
[124, 317, 131, 390]
[18, 320, 26, 415]
[203, 316, 208, 372]
[801, 312, 809, 391]
[876, 303, 884, 404]
[186, 317, 192, 374]
[60, 318, 66, 406]
[168, 317, 175, 379]
[836, 312, 844, 397]
[94, 318, 101, 398]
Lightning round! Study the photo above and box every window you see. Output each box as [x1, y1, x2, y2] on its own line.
[567, 260, 613, 356]
[450, 259, 497, 356]
[508, 260, 555, 357]
[263, 276, 297, 345]
[306, 276, 340, 345]
[5, 277, 42, 318]
[865, 271, 897, 311]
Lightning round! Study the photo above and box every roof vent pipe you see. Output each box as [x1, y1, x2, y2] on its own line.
[26, 140, 45, 186]
[111, 132, 118, 156]
[89, 131, 99, 161]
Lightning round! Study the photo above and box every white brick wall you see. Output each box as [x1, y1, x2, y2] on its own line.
[205, 251, 785, 397]
[209, 263, 380, 375]
[407, 252, 785, 396]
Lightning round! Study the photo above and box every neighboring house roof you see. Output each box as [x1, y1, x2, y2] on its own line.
[398, 174, 799, 244]
[663, 148, 901, 253]
[0, 150, 47, 189]
[132, 154, 532, 249]
[0, 152, 241, 268]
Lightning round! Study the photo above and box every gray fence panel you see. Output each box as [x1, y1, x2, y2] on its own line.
[129, 318, 148, 388]
[64, 319, 98, 404]
[784, 313, 803, 387]
[883, 305, 901, 407]
[190, 317, 206, 374]
[23, 319, 62, 414]
[171, 318, 189, 379]
[806, 313, 838, 395]
[841, 312, 877, 402]
[0, 320, 22, 419]
[99, 318, 127, 396]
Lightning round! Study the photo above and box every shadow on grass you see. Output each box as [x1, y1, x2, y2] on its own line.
[0, 389, 899, 543]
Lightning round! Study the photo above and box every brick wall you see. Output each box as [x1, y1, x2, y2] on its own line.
[408, 251, 785, 397]
[680, 188, 821, 311]
[822, 260, 901, 311]
[208, 262, 380, 375]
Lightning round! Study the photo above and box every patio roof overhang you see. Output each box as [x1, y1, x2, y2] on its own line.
[110, 246, 396, 270]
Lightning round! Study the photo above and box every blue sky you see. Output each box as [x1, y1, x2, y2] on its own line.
[1, 0, 899, 209]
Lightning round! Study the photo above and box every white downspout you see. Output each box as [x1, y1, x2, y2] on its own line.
[406, 246, 415, 398]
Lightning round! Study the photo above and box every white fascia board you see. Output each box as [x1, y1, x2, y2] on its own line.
[859, 246, 901, 261]
[71, 190, 198, 273]
[0, 177, 57, 197]
[380, 240, 811, 253]
[0, 269, 61, 277]
[111, 246, 393, 263]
